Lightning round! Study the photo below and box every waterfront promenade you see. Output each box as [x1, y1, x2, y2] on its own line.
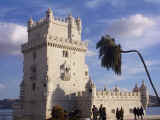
[127, 115, 160, 120]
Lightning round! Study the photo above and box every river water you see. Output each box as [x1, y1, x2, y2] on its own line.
[0, 107, 160, 120]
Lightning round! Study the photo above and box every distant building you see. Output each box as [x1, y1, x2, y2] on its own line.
[13, 8, 149, 120]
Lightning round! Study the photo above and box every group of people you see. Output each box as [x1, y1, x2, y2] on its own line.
[133, 107, 144, 120]
[116, 107, 124, 120]
[92, 104, 106, 120]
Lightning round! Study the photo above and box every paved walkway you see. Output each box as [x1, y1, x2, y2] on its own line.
[127, 115, 160, 120]
[83, 115, 160, 120]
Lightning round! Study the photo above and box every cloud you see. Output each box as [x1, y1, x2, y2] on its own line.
[104, 14, 160, 50]
[96, 59, 160, 86]
[0, 83, 6, 89]
[0, 22, 27, 56]
[108, 14, 155, 37]
[86, 50, 97, 56]
[145, 60, 160, 67]
[97, 73, 126, 86]
[55, 8, 72, 17]
[120, 88, 129, 92]
[85, 0, 105, 8]
[85, 0, 126, 8]
[144, 0, 160, 4]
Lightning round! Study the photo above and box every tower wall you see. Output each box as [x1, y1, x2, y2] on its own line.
[45, 30, 89, 119]
[91, 90, 142, 119]
[21, 8, 89, 119]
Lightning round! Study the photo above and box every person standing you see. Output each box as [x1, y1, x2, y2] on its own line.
[116, 108, 120, 120]
[102, 107, 106, 120]
[99, 104, 103, 120]
[120, 107, 124, 120]
[92, 105, 98, 120]
[133, 107, 137, 120]
[137, 107, 140, 119]
[140, 106, 144, 119]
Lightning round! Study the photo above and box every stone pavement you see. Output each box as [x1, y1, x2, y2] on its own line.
[127, 115, 160, 120]
[82, 115, 160, 120]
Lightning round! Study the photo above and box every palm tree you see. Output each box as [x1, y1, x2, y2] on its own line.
[96, 34, 160, 103]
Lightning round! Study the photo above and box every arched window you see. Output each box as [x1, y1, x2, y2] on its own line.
[63, 50, 69, 58]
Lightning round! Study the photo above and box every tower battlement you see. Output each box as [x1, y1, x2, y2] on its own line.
[28, 8, 82, 42]
[23, 8, 85, 53]
[28, 16, 81, 31]
[95, 90, 140, 98]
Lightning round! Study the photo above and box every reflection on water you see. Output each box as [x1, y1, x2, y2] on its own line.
[0, 109, 12, 120]
[0, 107, 159, 120]
[146, 106, 160, 115]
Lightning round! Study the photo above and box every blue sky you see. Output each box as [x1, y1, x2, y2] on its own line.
[0, 0, 160, 99]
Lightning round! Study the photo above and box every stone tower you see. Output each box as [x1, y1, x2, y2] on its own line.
[140, 80, 149, 109]
[13, 8, 149, 120]
[16, 8, 89, 120]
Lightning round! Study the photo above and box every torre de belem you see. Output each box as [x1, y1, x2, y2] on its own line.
[13, 8, 149, 120]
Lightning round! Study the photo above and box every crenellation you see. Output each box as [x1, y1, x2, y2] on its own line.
[28, 15, 81, 32]
[94, 89, 140, 99]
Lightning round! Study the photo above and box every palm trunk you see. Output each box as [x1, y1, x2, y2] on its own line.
[121, 50, 160, 103]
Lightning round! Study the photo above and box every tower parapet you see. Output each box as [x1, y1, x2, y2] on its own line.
[27, 9, 82, 41]
[23, 8, 85, 53]
[89, 82, 140, 99]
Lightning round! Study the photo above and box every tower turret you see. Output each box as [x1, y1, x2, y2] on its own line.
[113, 85, 120, 92]
[133, 83, 139, 92]
[140, 80, 149, 109]
[91, 82, 96, 97]
[103, 85, 107, 91]
[46, 8, 54, 22]
[68, 14, 74, 40]
[28, 17, 34, 30]
[68, 14, 74, 24]
[86, 77, 96, 97]
[67, 14, 81, 41]
[76, 16, 82, 33]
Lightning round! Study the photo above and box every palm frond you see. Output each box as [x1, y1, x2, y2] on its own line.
[96, 35, 122, 75]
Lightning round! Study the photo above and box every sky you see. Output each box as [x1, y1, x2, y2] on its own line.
[0, 0, 160, 99]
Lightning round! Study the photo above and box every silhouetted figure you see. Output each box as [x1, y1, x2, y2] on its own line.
[68, 109, 81, 120]
[137, 107, 140, 119]
[139, 106, 144, 119]
[92, 105, 98, 120]
[102, 107, 106, 120]
[133, 107, 137, 120]
[116, 108, 120, 120]
[120, 107, 124, 120]
[99, 104, 103, 120]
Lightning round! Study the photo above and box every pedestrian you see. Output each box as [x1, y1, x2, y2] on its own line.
[137, 107, 140, 119]
[120, 107, 124, 120]
[139, 106, 144, 119]
[92, 105, 98, 120]
[102, 107, 106, 120]
[99, 104, 103, 120]
[133, 107, 137, 120]
[116, 108, 120, 120]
